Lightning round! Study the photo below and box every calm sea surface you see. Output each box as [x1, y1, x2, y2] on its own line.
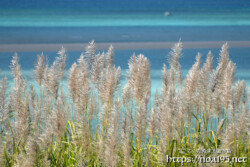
[0, 0, 250, 94]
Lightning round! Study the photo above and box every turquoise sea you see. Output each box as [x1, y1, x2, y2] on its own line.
[0, 0, 250, 95]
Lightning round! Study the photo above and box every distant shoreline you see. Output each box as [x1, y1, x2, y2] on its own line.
[1, 41, 250, 52]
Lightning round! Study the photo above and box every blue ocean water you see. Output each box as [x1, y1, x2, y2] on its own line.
[1, 0, 250, 43]
[1, 0, 250, 27]
[0, 0, 250, 44]
[0, 0, 250, 96]
[2, 26, 250, 44]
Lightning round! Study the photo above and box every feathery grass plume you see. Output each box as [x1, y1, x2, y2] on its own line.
[125, 53, 151, 156]
[222, 123, 236, 154]
[148, 108, 159, 139]
[218, 42, 230, 71]
[107, 45, 114, 67]
[168, 40, 183, 87]
[97, 103, 109, 163]
[9, 53, 30, 145]
[154, 90, 161, 109]
[184, 53, 201, 100]
[45, 48, 67, 98]
[29, 84, 37, 112]
[104, 99, 120, 167]
[176, 93, 185, 138]
[210, 71, 223, 119]
[148, 91, 160, 139]
[122, 84, 134, 136]
[162, 64, 168, 94]
[210, 43, 229, 101]
[198, 51, 213, 108]
[101, 51, 107, 69]
[161, 65, 184, 140]
[161, 84, 178, 141]
[76, 111, 91, 158]
[127, 54, 151, 101]
[72, 76, 90, 155]
[222, 82, 249, 164]
[38, 100, 54, 149]
[57, 46, 67, 78]
[13, 97, 30, 151]
[34, 52, 45, 86]
[158, 130, 167, 164]
[196, 51, 214, 132]
[230, 81, 245, 123]
[53, 95, 68, 138]
[205, 51, 213, 71]
[91, 53, 106, 85]
[222, 61, 236, 111]
[233, 80, 246, 110]
[24, 91, 32, 136]
[76, 54, 90, 113]
[122, 84, 132, 106]
[136, 98, 148, 146]
[68, 62, 79, 102]
[241, 96, 250, 141]
[78, 53, 89, 77]
[1, 41, 250, 167]
[19, 134, 49, 167]
[98, 65, 121, 105]
[121, 112, 131, 167]
[47, 61, 60, 98]
[10, 53, 25, 98]
[88, 94, 98, 123]
[43, 64, 50, 89]
[41, 88, 53, 121]
[159, 61, 175, 144]
[70, 55, 91, 157]
[86, 40, 96, 67]
[31, 95, 43, 136]
[10, 53, 21, 77]
[211, 43, 229, 88]
[210, 43, 230, 112]
[0, 77, 8, 128]
[234, 81, 249, 138]
[173, 89, 183, 137]
[183, 53, 201, 122]
[0, 76, 8, 166]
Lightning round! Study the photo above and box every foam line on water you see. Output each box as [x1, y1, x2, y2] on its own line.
[1, 41, 250, 52]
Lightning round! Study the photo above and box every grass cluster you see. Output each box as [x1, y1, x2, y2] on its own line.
[0, 41, 249, 166]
